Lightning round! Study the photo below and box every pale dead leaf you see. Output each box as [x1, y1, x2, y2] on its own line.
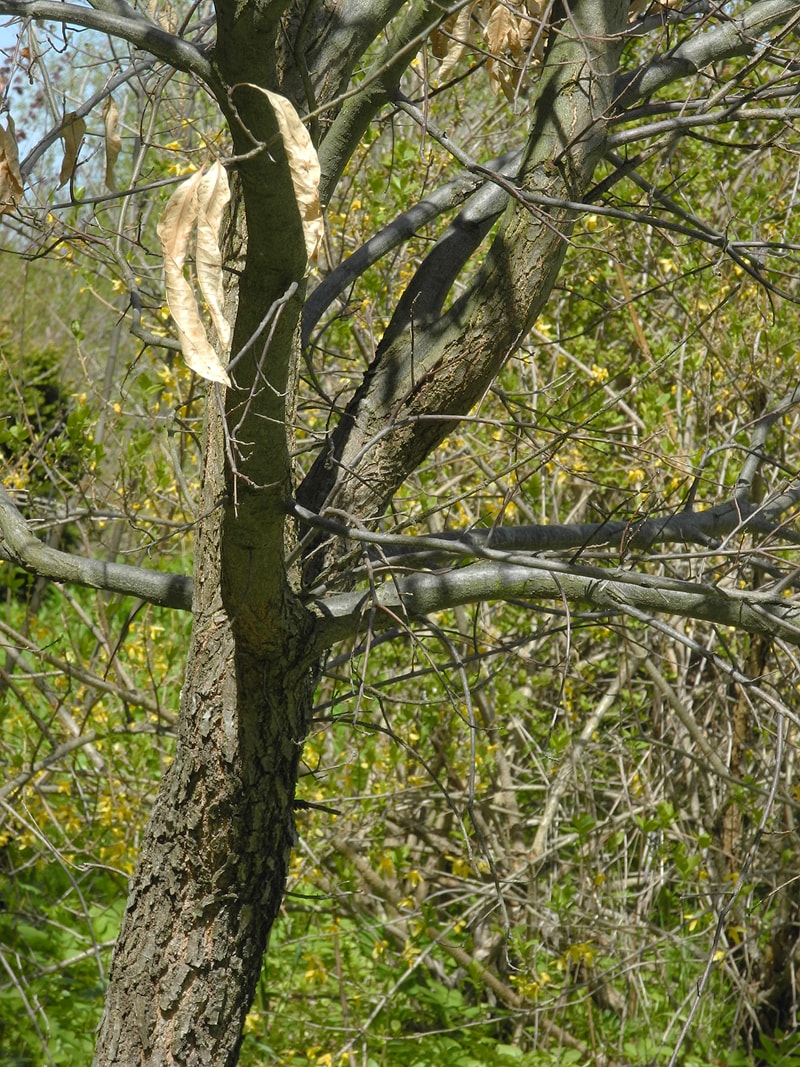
[195, 161, 232, 352]
[525, 0, 547, 64]
[102, 97, 122, 191]
[0, 116, 23, 215]
[59, 111, 86, 188]
[146, 0, 178, 32]
[483, 0, 546, 99]
[433, 4, 474, 83]
[244, 85, 323, 263]
[157, 167, 232, 387]
[628, 0, 681, 19]
[485, 3, 520, 58]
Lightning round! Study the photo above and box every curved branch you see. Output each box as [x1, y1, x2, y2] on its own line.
[0, 0, 214, 81]
[302, 148, 522, 349]
[307, 3, 800, 356]
[312, 559, 800, 650]
[0, 487, 193, 611]
[291, 488, 800, 566]
[377, 165, 511, 350]
[617, 0, 800, 108]
[317, 0, 450, 203]
[277, 0, 409, 129]
[88, 0, 139, 16]
[301, 1, 800, 534]
[297, 2, 633, 529]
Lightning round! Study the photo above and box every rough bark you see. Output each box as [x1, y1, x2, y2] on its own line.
[93, 401, 315, 1066]
[94, 1, 319, 1061]
[2, 1, 795, 1063]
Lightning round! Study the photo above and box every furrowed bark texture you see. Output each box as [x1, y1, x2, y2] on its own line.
[94, 0, 317, 1061]
[89, 1, 713, 1062]
[3, 0, 795, 1062]
[93, 402, 314, 1065]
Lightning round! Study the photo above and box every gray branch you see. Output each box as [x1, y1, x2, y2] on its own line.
[306, 1, 800, 344]
[3, 461, 798, 626]
[0, 487, 193, 611]
[87, 0, 139, 18]
[312, 559, 800, 650]
[291, 487, 800, 568]
[617, 0, 800, 107]
[302, 149, 521, 349]
[0, 0, 214, 81]
[317, 0, 448, 204]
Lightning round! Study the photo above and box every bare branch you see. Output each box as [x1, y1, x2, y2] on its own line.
[312, 558, 800, 650]
[617, 0, 800, 108]
[0, 486, 193, 611]
[0, 0, 214, 81]
[299, 0, 631, 526]
[307, 2, 800, 358]
[291, 488, 800, 565]
[317, 0, 454, 203]
[302, 149, 522, 349]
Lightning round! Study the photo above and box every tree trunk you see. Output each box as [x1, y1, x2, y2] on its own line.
[94, 5, 321, 1058]
[93, 395, 315, 1066]
[94, 5, 632, 1061]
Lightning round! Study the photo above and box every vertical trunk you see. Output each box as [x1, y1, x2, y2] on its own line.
[93, 398, 315, 1066]
[95, 6, 317, 1056]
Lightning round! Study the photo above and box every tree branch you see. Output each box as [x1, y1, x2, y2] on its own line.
[308, 2, 800, 356]
[312, 558, 800, 650]
[277, 0, 409, 130]
[0, 486, 193, 611]
[302, 149, 522, 349]
[316, 0, 450, 203]
[617, 0, 800, 108]
[87, 0, 139, 18]
[0, 0, 214, 81]
[291, 487, 800, 566]
[297, 2, 631, 529]
[300, 0, 800, 539]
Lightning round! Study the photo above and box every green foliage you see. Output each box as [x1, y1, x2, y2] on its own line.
[0, 860, 123, 1066]
[0, 323, 193, 1058]
[0, 586, 187, 1063]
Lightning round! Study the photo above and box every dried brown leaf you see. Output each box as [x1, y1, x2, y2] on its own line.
[244, 85, 323, 263]
[433, 4, 474, 83]
[102, 97, 122, 191]
[146, 0, 178, 32]
[156, 167, 232, 388]
[59, 111, 86, 188]
[0, 116, 23, 215]
[195, 162, 232, 352]
[484, 3, 520, 60]
[483, 0, 546, 98]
